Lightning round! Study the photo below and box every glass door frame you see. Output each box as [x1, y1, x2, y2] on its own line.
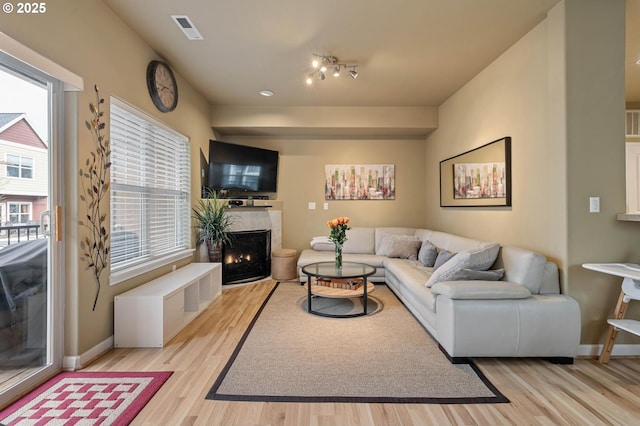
[0, 53, 65, 408]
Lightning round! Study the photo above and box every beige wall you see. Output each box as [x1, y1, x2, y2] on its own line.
[0, 0, 214, 356]
[226, 137, 427, 252]
[424, 0, 638, 345]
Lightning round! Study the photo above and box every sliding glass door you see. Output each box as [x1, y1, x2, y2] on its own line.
[0, 55, 63, 407]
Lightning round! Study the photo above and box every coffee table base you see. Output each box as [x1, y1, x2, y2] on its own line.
[305, 282, 375, 318]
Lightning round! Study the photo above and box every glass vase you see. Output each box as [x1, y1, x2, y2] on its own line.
[335, 243, 343, 269]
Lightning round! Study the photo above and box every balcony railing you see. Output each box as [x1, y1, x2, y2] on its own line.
[0, 224, 46, 247]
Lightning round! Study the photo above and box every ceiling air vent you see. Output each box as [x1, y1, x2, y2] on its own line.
[171, 15, 203, 40]
[627, 110, 640, 137]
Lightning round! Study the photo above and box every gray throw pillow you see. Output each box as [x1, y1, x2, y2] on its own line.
[377, 234, 421, 260]
[447, 268, 505, 281]
[418, 240, 438, 267]
[426, 245, 502, 288]
[433, 249, 455, 270]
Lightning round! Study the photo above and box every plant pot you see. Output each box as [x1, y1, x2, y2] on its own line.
[206, 240, 223, 263]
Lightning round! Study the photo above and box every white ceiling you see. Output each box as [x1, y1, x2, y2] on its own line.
[103, 0, 567, 108]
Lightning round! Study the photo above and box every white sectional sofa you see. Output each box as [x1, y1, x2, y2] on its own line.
[297, 227, 581, 363]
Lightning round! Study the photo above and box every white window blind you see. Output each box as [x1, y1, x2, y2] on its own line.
[109, 98, 191, 276]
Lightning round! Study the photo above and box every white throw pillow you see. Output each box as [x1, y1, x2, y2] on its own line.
[310, 236, 335, 251]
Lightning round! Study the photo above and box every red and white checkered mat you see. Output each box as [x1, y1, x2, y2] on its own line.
[0, 371, 172, 425]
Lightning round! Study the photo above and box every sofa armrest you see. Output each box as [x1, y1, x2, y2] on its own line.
[430, 280, 531, 300]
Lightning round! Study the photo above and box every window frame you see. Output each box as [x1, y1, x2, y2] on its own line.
[6, 153, 34, 179]
[8, 201, 32, 224]
[108, 97, 193, 285]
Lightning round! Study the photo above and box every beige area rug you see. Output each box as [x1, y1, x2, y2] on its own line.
[207, 282, 508, 404]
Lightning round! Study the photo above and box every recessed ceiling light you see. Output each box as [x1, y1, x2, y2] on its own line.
[259, 90, 274, 97]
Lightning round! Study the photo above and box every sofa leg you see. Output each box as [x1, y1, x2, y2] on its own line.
[548, 357, 573, 365]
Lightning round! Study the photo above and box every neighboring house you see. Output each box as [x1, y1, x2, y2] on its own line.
[0, 113, 48, 226]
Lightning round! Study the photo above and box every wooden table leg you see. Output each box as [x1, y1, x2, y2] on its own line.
[599, 289, 630, 364]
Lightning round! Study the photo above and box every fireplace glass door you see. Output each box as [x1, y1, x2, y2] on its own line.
[222, 229, 271, 284]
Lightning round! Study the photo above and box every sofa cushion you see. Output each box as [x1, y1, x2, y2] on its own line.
[447, 268, 505, 281]
[343, 227, 376, 254]
[383, 259, 437, 312]
[493, 246, 546, 294]
[426, 231, 497, 254]
[425, 244, 501, 287]
[430, 281, 531, 299]
[418, 240, 438, 267]
[376, 234, 421, 259]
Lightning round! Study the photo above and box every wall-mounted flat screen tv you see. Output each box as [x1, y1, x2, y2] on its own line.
[207, 140, 279, 194]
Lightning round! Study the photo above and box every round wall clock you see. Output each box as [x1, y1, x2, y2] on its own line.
[146, 60, 178, 112]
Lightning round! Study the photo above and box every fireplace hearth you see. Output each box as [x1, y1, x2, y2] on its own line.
[222, 229, 271, 284]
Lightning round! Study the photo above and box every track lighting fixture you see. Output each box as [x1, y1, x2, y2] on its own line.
[305, 53, 359, 85]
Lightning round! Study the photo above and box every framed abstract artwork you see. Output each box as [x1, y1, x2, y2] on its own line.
[439, 137, 511, 207]
[325, 164, 395, 200]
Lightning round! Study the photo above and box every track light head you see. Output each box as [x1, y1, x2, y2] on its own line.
[307, 53, 358, 85]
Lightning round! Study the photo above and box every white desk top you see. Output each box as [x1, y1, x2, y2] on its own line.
[582, 263, 640, 281]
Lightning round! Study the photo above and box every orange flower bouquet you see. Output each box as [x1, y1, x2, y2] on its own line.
[327, 216, 351, 269]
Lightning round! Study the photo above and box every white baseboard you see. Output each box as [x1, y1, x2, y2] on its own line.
[62, 336, 113, 371]
[578, 343, 640, 358]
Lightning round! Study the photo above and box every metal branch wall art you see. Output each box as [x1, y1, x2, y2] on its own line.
[79, 85, 111, 311]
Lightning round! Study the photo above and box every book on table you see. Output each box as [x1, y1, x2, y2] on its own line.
[313, 277, 363, 290]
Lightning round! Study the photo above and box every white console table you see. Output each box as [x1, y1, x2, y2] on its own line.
[114, 263, 221, 348]
[582, 263, 640, 363]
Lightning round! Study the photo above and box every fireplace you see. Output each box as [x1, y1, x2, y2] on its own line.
[222, 229, 271, 284]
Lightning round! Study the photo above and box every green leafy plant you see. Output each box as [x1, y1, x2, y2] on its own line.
[193, 189, 235, 262]
[79, 85, 111, 311]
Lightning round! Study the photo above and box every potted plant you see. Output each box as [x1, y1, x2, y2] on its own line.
[193, 190, 235, 262]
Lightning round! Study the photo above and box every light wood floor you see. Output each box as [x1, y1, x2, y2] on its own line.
[82, 281, 640, 425]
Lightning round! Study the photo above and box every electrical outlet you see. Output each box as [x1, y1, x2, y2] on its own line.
[589, 197, 600, 213]
[308, 202, 316, 210]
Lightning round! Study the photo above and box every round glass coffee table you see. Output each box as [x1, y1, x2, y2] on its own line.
[301, 262, 377, 318]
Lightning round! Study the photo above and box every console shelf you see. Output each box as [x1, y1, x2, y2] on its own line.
[114, 263, 221, 347]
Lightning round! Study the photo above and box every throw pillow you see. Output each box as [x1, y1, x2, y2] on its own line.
[418, 240, 438, 267]
[425, 244, 502, 288]
[376, 234, 421, 260]
[465, 243, 501, 271]
[310, 236, 335, 251]
[433, 249, 455, 270]
[446, 268, 505, 281]
[376, 234, 420, 258]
